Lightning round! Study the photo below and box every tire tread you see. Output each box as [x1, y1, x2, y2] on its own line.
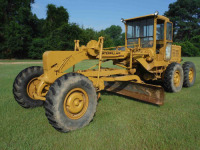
[44, 73, 97, 133]
[13, 66, 44, 108]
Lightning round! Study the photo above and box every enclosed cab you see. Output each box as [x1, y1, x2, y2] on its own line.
[124, 13, 181, 64]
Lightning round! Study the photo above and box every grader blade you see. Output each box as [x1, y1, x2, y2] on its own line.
[104, 82, 164, 105]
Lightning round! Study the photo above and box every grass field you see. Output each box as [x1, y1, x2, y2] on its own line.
[0, 57, 200, 150]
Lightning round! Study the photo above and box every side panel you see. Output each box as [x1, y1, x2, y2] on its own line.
[170, 45, 181, 63]
[43, 51, 90, 73]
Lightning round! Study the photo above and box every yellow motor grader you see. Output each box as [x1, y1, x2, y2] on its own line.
[13, 12, 196, 132]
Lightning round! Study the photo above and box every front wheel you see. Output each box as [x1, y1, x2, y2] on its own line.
[13, 66, 44, 108]
[44, 73, 97, 132]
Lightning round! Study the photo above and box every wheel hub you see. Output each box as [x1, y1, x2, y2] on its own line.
[174, 71, 180, 87]
[64, 88, 89, 120]
[27, 77, 40, 99]
[189, 68, 194, 83]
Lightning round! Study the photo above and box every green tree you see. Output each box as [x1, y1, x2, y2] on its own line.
[190, 35, 200, 49]
[164, 0, 200, 42]
[80, 28, 97, 45]
[104, 25, 124, 46]
[45, 4, 69, 35]
[47, 23, 82, 50]
[175, 41, 200, 56]
[28, 38, 47, 59]
[0, 0, 36, 58]
[104, 25, 122, 39]
[0, 0, 34, 22]
[4, 7, 35, 58]
[0, 0, 7, 44]
[28, 4, 79, 58]
[96, 30, 114, 48]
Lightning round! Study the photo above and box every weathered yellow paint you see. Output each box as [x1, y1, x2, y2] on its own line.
[189, 68, 194, 83]
[101, 75, 142, 82]
[174, 70, 181, 87]
[77, 69, 129, 77]
[124, 14, 170, 22]
[63, 88, 89, 120]
[27, 77, 41, 99]
[170, 45, 181, 62]
[31, 14, 181, 101]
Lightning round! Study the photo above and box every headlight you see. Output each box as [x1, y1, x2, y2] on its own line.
[165, 43, 172, 60]
[154, 11, 159, 16]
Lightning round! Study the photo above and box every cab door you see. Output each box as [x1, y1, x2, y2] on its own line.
[165, 22, 173, 60]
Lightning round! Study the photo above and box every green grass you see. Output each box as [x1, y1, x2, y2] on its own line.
[0, 58, 200, 150]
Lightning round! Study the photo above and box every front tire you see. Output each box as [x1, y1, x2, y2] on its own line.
[13, 66, 44, 108]
[44, 73, 97, 132]
[163, 63, 184, 92]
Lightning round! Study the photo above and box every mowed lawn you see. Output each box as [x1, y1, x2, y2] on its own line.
[0, 57, 200, 150]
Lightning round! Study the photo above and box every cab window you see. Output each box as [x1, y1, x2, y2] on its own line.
[167, 22, 172, 41]
[126, 17, 154, 48]
[156, 20, 164, 40]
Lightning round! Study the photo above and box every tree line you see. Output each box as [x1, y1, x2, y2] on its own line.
[0, 0, 199, 59]
[0, 0, 124, 59]
[164, 0, 200, 56]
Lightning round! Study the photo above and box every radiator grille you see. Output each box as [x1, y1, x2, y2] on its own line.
[172, 49, 179, 57]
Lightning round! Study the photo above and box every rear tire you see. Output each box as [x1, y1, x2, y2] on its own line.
[182, 62, 196, 87]
[44, 73, 97, 132]
[163, 63, 183, 92]
[13, 66, 44, 108]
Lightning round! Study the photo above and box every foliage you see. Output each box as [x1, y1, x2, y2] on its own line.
[2, 7, 36, 58]
[164, 0, 200, 56]
[47, 23, 83, 50]
[164, 0, 200, 41]
[45, 4, 69, 36]
[175, 41, 200, 57]
[0, 0, 125, 59]
[190, 35, 200, 49]
[104, 25, 122, 39]
[0, 0, 37, 58]
[79, 28, 97, 45]
[28, 38, 47, 59]
[1, 0, 199, 58]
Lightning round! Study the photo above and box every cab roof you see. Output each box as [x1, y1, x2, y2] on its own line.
[124, 14, 170, 22]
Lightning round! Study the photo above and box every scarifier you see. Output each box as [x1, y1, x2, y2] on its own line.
[13, 12, 196, 132]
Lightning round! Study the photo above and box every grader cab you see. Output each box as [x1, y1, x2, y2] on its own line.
[13, 12, 196, 132]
